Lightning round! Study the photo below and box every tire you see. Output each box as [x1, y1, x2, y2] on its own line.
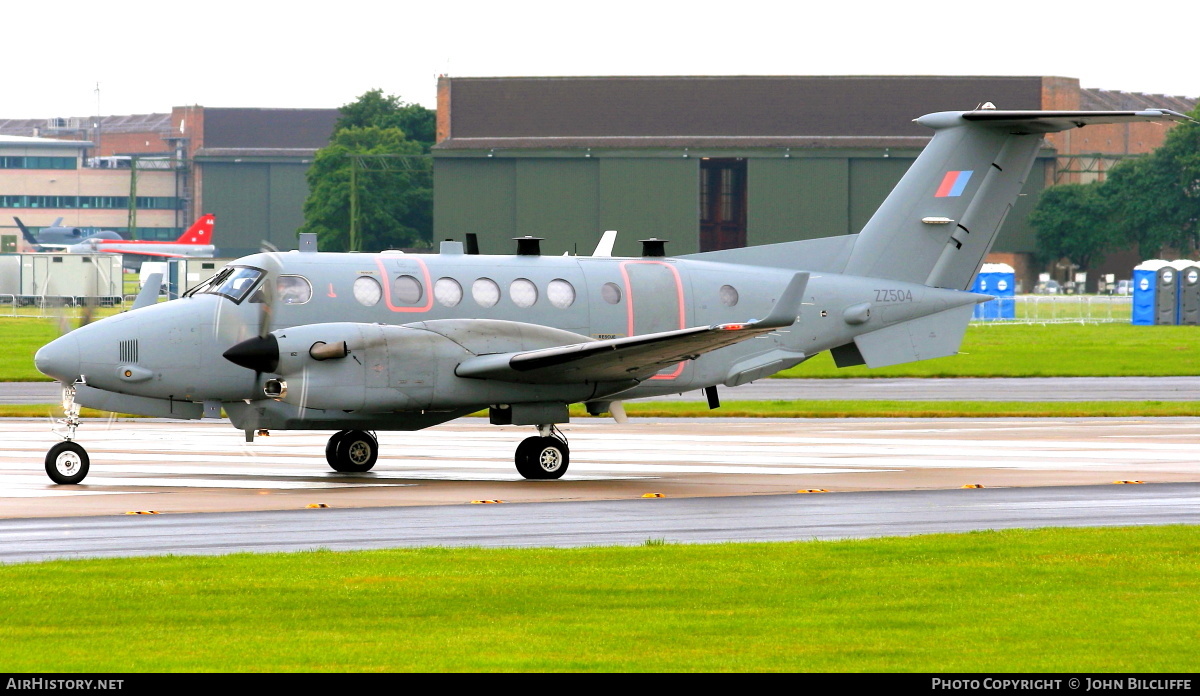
[46, 441, 90, 484]
[330, 430, 378, 473]
[515, 436, 569, 480]
[325, 430, 351, 469]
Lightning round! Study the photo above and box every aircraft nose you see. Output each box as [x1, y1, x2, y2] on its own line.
[34, 333, 82, 383]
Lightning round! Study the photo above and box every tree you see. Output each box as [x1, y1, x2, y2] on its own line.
[1103, 114, 1200, 258]
[298, 126, 428, 251]
[334, 89, 436, 151]
[1031, 109, 1200, 267]
[299, 90, 435, 251]
[1029, 182, 1118, 271]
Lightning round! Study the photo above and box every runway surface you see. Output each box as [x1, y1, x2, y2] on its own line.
[4, 484, 1197, 564]
[1, 416, 1198, 562]
[6, 376, 1200, 405]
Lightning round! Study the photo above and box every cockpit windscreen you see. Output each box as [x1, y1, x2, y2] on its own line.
[185, 266, 265, 303]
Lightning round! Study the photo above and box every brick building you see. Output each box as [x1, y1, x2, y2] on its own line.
[0, 107, 337, 256]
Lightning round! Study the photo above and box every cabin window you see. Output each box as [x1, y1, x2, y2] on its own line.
[434, 277, 462, 307]
[353, 276, 382, 307]
[277, 275, 312, 305]
[601, 282, 622, 305]
[509, 278, 538, 308]
[719, 284, 739, 307]
[392, 274, 424, 305]
[547, 279, 576, 309]
[472, 278, 500, 308]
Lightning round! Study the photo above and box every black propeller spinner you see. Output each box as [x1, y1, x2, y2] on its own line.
[222, 334, 279, 374]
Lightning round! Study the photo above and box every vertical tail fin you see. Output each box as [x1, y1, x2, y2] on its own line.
[843, 108, 1193, 290]
[12, 217, 41, 252]
[176, 214, 215, 244]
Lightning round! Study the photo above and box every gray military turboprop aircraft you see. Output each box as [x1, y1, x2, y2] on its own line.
[33, 106, 1192, 484]
[13, 217, 123, 250]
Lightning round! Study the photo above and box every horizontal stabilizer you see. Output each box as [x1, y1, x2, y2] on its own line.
[955, 109, 1195, 132]
[851, 303, 974, 369]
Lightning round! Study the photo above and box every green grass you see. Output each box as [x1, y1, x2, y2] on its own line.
[0, 318, 61, 381]
[6, 316, 1199, 382]
[780, 323, 1200, 378]
[8, 401, 1200, 420]
[1, 526, 1197, 672]
[572, 400, 1200, 419]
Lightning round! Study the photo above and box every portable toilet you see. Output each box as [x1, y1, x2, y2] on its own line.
[1176, 260, 1200, 325]
[971, 263, 1016, 320]
[1131, 260, 1169, 325]
[1155, 262, 1181, 324]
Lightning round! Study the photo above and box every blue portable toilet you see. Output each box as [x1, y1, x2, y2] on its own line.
[972, 263, 1015, 320]
[1131, 260, 1168, 325]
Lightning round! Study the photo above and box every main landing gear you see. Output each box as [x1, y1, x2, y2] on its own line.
[515, 425, 569, 480]
[321, 426, 568, 480]
[325, 430, 379, 473]
[45, 385, 90, 484]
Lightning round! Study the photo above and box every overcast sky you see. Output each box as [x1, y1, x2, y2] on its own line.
[7, 1, 1196, 120]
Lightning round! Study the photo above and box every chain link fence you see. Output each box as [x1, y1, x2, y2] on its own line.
[972, 295, 1132, 324]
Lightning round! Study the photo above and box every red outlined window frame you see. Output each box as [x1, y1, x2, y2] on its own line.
[618, 260, 686, 380]
[375, 256, 435, 313]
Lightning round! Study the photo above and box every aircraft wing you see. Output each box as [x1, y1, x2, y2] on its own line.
[105, 248, 192, 258]
[455, 273, 807, 384]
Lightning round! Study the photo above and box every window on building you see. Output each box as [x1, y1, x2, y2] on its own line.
[700, 158, 747, 252]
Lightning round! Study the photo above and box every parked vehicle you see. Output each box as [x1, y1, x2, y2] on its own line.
[1033, 280, 1061, 294]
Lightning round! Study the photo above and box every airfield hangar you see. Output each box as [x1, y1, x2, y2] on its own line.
[433, 76, 1196, 291]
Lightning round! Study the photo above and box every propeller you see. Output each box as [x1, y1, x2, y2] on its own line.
[222, 241, 283, 376]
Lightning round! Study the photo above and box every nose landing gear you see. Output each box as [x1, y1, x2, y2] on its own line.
[45, 385, 90, 484]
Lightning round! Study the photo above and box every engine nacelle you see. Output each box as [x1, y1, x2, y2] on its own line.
[224, 319, 630, 414]
[269, 322, 461, 412]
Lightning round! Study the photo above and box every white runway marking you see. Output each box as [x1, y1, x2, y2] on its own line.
[1, 418, 1197, 500]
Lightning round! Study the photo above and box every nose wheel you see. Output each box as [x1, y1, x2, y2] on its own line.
[45, 385, 90, 484]
[46, 441, 90, 485]
[515, 426, 569, 480]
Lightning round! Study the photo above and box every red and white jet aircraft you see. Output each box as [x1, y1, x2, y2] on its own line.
[41, 214, 217, 258]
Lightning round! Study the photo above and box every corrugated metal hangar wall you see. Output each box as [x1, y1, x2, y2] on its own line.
[432, 76, 1053, 258]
